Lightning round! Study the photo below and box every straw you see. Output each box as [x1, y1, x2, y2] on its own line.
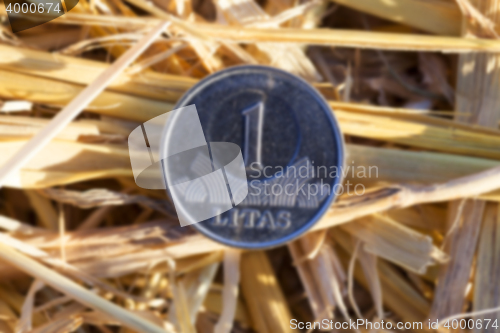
[0, 241, 169, 333]
[0, 21, 170, 188]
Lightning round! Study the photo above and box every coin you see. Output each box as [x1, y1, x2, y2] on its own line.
[164, 65, 344, 249]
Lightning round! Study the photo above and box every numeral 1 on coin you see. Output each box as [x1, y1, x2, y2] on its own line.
[242, 101, 264, 170]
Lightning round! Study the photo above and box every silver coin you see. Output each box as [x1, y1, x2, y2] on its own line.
[164, 65, 344, 249]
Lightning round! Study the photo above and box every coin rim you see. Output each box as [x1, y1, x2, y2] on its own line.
[164, 65, 345, 249]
